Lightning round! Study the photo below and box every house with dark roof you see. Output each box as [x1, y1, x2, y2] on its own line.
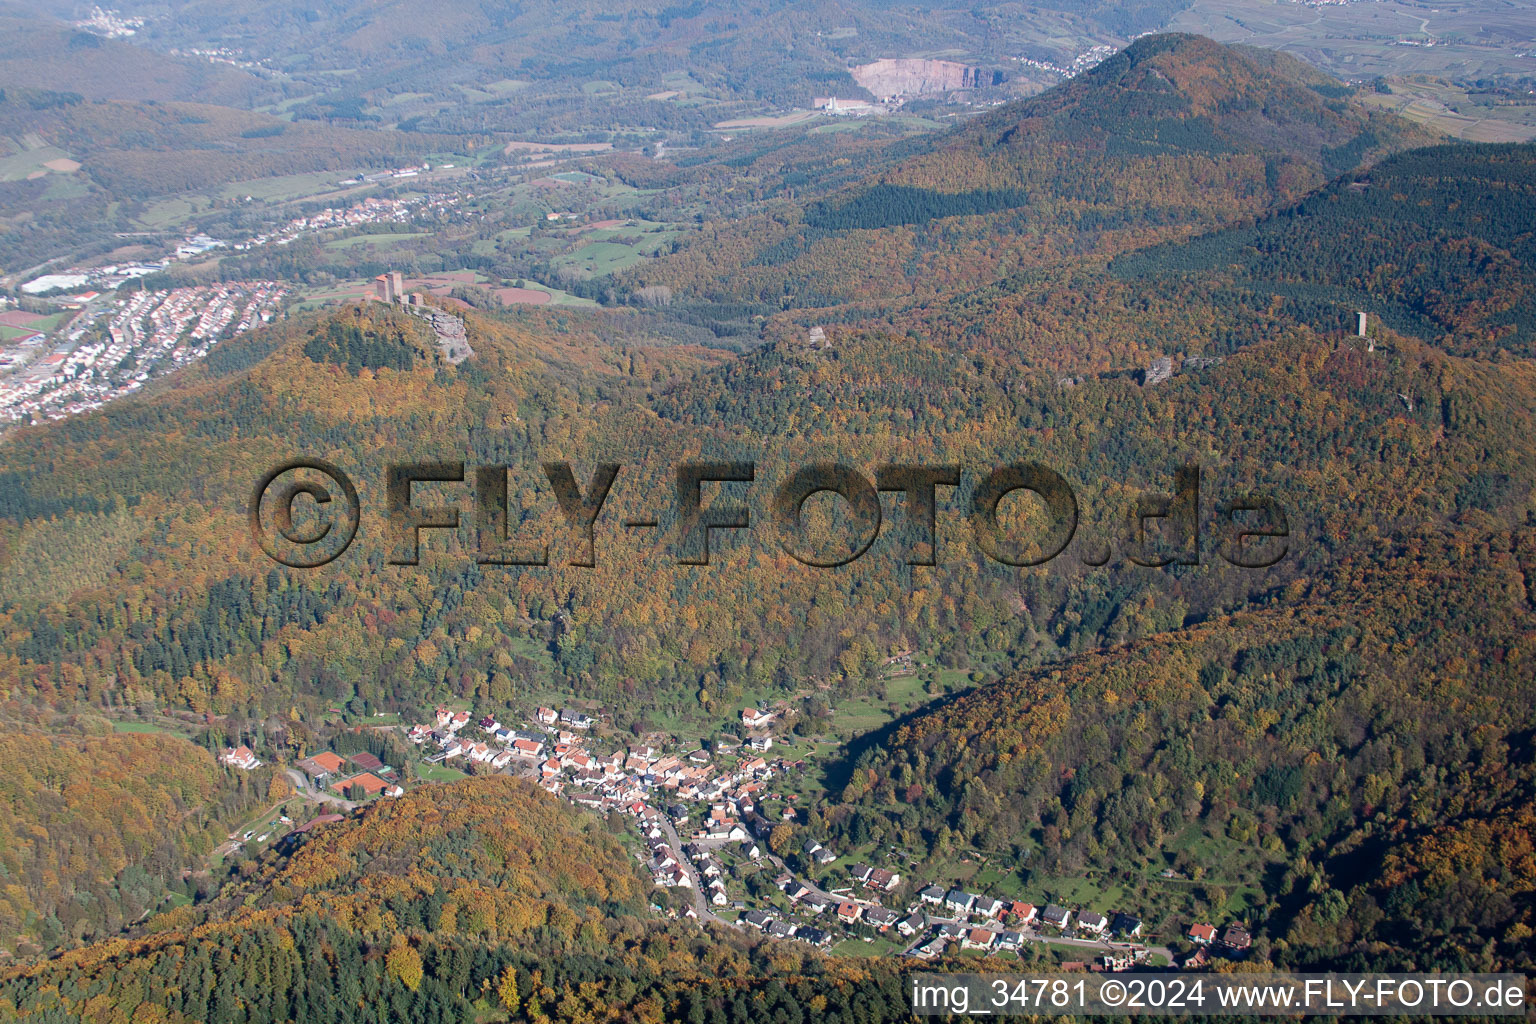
[944, 890, 975, 915]
[797, 927, 831, 947]
[559, 708, 594, 730]
[1041, 904, 1071, 929]
[1111, 913, 1142, 938]
[1220, 924, 1252, 951]
[802, 892, 832, 913]
[973, 896, 1004, 918]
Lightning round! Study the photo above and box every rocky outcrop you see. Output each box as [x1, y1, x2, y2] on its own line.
[850, 59, 1003, 101]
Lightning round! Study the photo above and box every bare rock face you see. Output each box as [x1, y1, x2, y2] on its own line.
[850, 59, 1001, 101]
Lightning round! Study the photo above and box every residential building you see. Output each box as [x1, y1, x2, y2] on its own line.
[1078, 910, 1108, 935]
[962, 928, 995, 951]
[220, 745, 260, 770]
[945, 890, 975, 915]
[1220, 924, 1252, 951]
[741, 707, 776, 728]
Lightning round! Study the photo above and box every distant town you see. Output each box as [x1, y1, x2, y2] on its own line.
[0, 283, 285, 423]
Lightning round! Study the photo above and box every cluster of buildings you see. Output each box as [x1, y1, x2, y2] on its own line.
[0, 283, 285, 424]
[236, 193, 463, 251]
[404, 704, 808, 892]
[72, 6, 144, 38]
[743, 857, 1153, 964]
[811, 97, 881, 116]
[909, 890, 1142, 951]
[1015, 43, 1119, 80]
[1183, 921, 1252, 967]
[740, 905, 833, 947]
[392, 701, 1235, 968]
[20, 233, 232, 297]
[901, 885, 1143, 960]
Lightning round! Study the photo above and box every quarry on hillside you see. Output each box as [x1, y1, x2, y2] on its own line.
[850, 58, 1006, 100]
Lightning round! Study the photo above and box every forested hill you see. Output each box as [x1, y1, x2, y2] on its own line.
[0, 722, 277, 953]
[618, 34, 1434, 318]
[826, 526, 1536, 973]
[1111, 142, 1536, 358]
[0, 5, 272, 106]
[0, 778, 920, 1024]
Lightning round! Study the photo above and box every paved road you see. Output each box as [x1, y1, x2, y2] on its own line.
[657, 815, 738, 928]
[762, 852, 866, 906]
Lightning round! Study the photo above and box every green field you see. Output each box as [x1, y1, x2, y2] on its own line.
[417, 761, 469, 783]
[111, 718, 195, 738]
[137, 196, 201, 230]
[0, 143, 74, 183]
[218, 170, 366, 203]
[323, 231, 426, 250]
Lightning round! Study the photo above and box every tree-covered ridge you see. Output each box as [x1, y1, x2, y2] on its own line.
[0, 721, 266, 953]
[826, 525, 1536, 973]
[301, 305, 436, 375]
[617, 35, 1434, 318]
[1112, 142, 1536, 357]
[0, 778, 924, 1024]
[255, 776, 647, 914]
[2, 272, 1536, 737]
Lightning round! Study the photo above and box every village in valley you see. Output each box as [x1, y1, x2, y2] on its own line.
[219, 696, 1254, 972]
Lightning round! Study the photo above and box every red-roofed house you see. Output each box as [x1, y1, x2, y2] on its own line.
[220, 745, 260, 770]
[962, 929, 995, 950]
[742, 707, 776, 728]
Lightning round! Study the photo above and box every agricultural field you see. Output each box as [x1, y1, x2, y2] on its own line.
[1167, 0, 1536, 80]
[714, 111, 822, 130]
[1358, 77, 1536, 141]
[0, 140, 78, 183]
[321, 230, 428, 251]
